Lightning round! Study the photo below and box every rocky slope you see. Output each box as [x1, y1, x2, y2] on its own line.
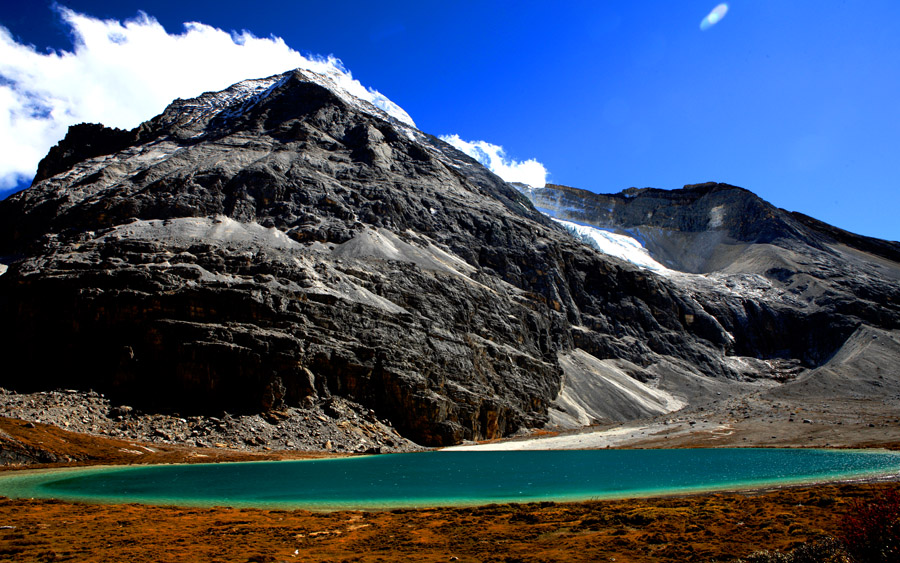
[0, 387, 420, 456]
[519, 183, 900, 427]
[1, 69, 898, 448]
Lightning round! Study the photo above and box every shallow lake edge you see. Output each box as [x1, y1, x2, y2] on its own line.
[2, 447, 899, 511]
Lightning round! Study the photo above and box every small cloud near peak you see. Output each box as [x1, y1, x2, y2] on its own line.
[440, 134, 548, 188]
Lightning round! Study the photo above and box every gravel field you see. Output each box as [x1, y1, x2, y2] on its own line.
[0, 387, 422, 457]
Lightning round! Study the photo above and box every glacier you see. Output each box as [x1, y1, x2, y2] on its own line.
[553, 218, 669, 272]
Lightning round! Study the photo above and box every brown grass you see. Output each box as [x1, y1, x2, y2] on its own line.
[2, 484, 896, 562]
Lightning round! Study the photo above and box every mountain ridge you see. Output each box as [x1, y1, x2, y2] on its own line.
[2, 68, 898, 449]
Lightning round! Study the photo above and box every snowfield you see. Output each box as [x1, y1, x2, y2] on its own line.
[552, 218, 670, 272]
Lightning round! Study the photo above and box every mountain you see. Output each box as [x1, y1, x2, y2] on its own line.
[2, 69, 899, 448]
[518, 182, 900, 426]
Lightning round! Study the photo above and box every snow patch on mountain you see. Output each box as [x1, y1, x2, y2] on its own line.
[213, 75, 292, 123]
[512, 184, 669, 272]
[553, 218, 670, 272]
[169, 65, 416, 136]
[292, 62, 416, 127]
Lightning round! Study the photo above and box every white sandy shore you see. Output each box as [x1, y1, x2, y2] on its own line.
[441, 420, 731, 451]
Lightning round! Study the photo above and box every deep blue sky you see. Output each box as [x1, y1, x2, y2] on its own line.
[3, 1, 899, 241]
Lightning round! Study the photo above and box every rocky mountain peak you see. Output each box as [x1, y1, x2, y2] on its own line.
[33, 68, 414, 187]
[2, 71, 899, 449]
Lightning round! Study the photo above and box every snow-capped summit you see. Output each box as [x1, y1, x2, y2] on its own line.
[150, 66, 416, 140]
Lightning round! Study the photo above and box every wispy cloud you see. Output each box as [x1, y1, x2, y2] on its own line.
[700, 3, 729, 31]
[440, 134, 547, 188]
[0, 7, 412, 191]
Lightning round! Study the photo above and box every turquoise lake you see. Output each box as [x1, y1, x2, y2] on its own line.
[2, 449, 898, 511]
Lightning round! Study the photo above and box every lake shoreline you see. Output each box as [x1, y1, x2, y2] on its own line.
[4, 448, 900, 512]
[3, 415, 900, 561]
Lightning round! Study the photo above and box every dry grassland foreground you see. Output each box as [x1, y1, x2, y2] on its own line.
[2, 417, 899, 562]
[2, 480, 899, 562]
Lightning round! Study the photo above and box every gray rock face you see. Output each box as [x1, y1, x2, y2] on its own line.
[519, 182, 900, 422]
[2, 69, 898, 447]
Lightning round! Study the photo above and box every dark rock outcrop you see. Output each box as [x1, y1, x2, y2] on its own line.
[33, 123, 137, 183]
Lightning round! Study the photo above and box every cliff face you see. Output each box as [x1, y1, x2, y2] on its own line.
[518, 183, 900, 335]
[2, 70, 899, 446]
[518, 182, 900, 424]
[518, 183, 827, 272]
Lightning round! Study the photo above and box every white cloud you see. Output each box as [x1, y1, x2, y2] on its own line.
[700, 3, 729, 31]
[440, 134, 547, 188]
[0, 7, 413, 189]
